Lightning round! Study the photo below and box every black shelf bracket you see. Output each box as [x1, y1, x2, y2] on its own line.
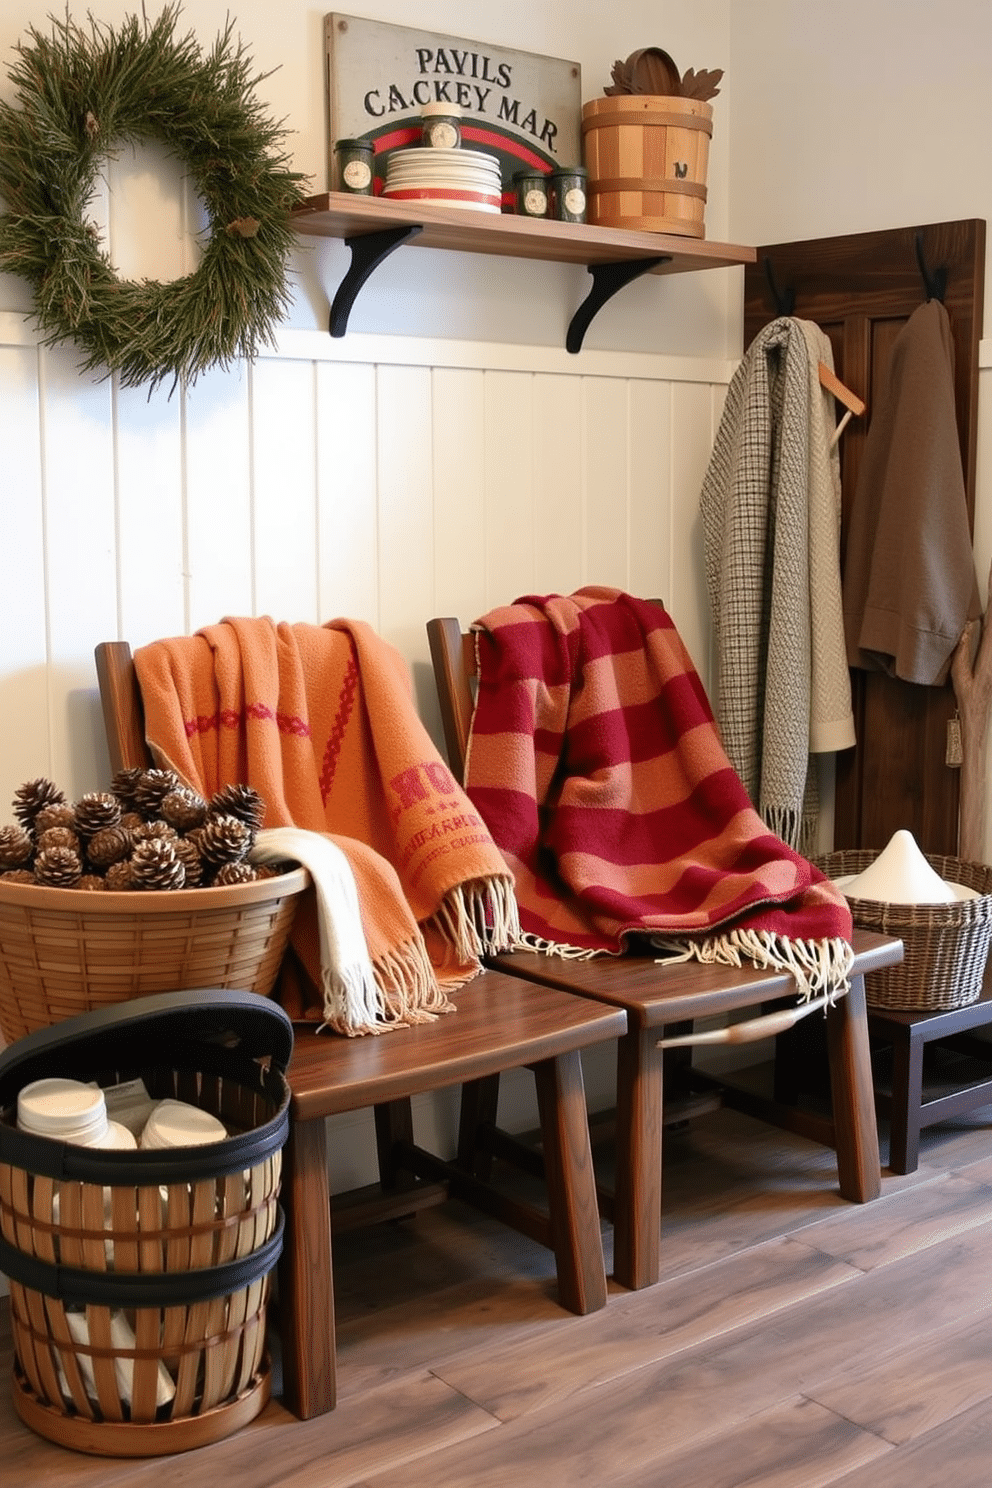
[566, 256, 672, 353]
[329, 224, 424, 337]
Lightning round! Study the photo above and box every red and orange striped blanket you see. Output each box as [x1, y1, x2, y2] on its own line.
[465, 588, 854, 1000]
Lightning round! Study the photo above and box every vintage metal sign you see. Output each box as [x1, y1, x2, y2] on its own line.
[325, 14, 582, 203]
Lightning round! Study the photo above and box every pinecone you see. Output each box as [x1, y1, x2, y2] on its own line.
[0, 868, 35, 884]
[160, 787, 208, 832]
[133, 769, 182, 818]
[33, 845, 82, 887]
[76, 874, 106, 892]
[120, 811, 145, 832]
[13, 778, 66, 830]
[86, 824, 133, 869]
[34, 802, 77, 835]
[109, 767, 145, 807]
[213, 861, 259, 886]
[191, 814, 252, 867]
[104, 860, 135, 891]
[130, 837, 186, 890]
[0, 824, 33, 870]
[208, 784, 265, 835]
[130, 818, 178, 844]
[37, 826, 81, 855]
[173, 837, 205, 886]
[74, 791, 123, 838]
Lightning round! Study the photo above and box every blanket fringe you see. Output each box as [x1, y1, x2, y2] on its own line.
[429, 876, 521, 962]
[513, 931, 607, 961]
[504, 926, 853, 1004]
[653, 931, 855, 1003]
[321, 935, 456, 1036]
[377, 936, 455, 1024]
[319, 960, 391, 1038]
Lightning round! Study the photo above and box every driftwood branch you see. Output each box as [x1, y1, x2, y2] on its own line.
[951, 560, 992, 862]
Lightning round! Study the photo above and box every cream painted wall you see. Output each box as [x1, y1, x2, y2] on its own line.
[728, 0, 992, 254]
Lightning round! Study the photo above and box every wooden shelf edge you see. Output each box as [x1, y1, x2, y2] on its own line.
[291, 191, 755, 277]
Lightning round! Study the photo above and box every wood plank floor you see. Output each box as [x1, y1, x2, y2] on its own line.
[3, 1093, 992, 1487]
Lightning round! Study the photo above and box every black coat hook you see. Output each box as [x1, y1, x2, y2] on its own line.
[915, 233, 947, 303]
[762, 256, 795, 317]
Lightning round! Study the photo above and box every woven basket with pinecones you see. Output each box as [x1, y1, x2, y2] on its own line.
[0, 774, 309, 1041]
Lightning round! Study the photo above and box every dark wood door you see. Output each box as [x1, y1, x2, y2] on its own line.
[743, 219, 986, 854]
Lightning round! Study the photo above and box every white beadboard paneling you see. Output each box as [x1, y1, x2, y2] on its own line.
[0, 318, 735, 815]
[4, 314, 737, 384]
[432, 366, 487, 625]
[115, 380, 185, 646]
[316, 360, 379, 625]
[483, 371, 537, 608]
[583, 377, 631, 590]
[273, 327, 737, 385]
[184, 364, 253, 632]
[40, 347, 119, 798]
[376, 363, 435, 664]
[251, 357, 319, 622]
[0, 344, 47, 814]
[533, 374, 584, 595]
[628, 379, 673, 604]
[668, 380, 721, 686]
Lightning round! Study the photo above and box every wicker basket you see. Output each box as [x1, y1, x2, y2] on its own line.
[0, 990, 292, 1456]
[816, 850, 992, 1011]
[0, 867, 308, 1044]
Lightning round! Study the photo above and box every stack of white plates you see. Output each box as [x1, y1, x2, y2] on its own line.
[140, 1098, 228, 1149]
[383, 147, 502, 214]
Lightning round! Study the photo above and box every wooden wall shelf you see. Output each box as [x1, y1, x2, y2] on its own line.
[291, 192, 756, 350]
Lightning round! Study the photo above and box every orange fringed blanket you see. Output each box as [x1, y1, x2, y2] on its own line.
[465, 588, 854, 1001]
[134, 617, 518, 1033]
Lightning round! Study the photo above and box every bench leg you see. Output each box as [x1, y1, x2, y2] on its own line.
[887, 1026, 925, 1175]
[611, 1026, 664, 1291]
[278, 1114, 337, 1419]
[826, 972, 882, 1202]
[533, 1050, 608, 1315]
[373, 1098, 419, 1190]
[457, 1074, 501, 1177]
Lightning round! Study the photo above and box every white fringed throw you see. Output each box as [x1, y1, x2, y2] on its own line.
[251, 827, 382, 1034]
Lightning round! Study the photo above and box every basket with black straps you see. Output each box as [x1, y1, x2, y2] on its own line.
[0, 988, 292, 1457]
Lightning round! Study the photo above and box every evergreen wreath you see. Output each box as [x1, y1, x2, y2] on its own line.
[0, 6, 309, 392]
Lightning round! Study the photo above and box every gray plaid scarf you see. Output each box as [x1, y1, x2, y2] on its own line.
[700, 317, 853, 854]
